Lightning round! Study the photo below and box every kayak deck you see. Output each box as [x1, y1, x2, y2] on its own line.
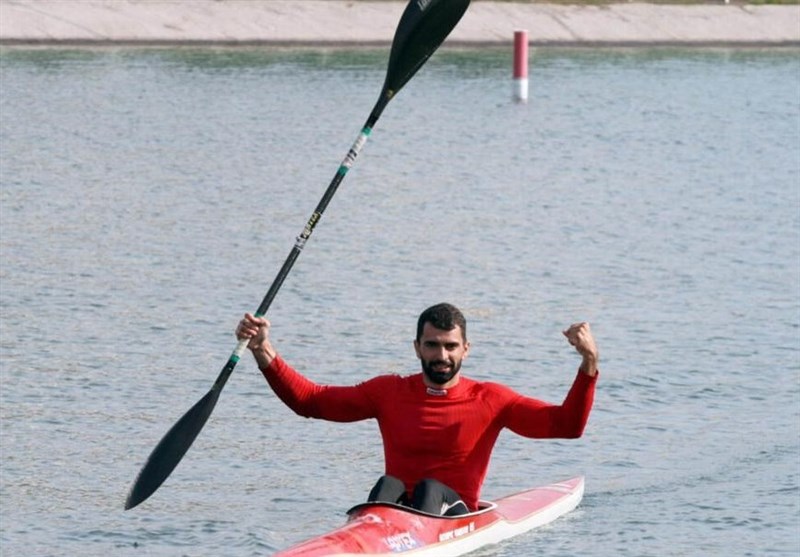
[273, 476, 584, 556]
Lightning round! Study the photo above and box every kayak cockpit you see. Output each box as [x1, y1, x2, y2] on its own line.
[345, 500, 499, 520]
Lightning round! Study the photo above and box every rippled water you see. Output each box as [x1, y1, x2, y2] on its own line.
[1, 46, 798, 556]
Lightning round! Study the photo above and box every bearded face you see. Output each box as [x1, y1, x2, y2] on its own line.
[414, 323, 469, 387]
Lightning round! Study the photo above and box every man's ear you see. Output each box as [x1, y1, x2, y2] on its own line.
[413, 339, 421, 358]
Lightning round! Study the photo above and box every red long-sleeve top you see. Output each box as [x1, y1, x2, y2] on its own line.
[261, 356, 597, 510]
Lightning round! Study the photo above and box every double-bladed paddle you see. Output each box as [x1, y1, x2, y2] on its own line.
[125, 0, 471, 511]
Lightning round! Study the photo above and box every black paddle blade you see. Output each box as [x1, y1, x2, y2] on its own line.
[124, 386, 221, 510]
[383, 0, 471, 97]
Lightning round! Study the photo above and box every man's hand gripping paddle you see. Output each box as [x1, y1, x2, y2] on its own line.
[124, 0, 471, 511]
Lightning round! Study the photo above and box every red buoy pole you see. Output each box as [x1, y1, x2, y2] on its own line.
[513, 29, 528, 103]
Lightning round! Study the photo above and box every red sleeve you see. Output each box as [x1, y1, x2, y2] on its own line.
[260, 355, 385, 422]
[503, 370, 597, 438]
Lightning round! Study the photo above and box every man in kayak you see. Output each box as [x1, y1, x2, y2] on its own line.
[236, 302, 598, 516]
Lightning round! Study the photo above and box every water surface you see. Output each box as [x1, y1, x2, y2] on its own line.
[1, 46, 798, 556]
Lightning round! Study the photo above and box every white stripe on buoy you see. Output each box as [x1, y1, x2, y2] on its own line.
[513, 29, 528, 103]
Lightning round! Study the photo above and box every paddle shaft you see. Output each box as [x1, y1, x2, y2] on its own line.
[124, 103, 388, 511]
[216, 101, 389, 392]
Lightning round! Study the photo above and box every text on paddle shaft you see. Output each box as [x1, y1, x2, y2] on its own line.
[295, 212, 320, 250]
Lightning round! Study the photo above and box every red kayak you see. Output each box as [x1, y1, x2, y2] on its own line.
[273, 476, 584, 556]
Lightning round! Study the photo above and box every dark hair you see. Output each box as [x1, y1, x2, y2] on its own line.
[416, 303, 467, 342]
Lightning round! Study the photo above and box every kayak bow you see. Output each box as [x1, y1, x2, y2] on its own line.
[273, 476, 584, 556]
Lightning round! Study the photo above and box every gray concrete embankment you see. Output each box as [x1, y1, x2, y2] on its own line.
[1, 0, 799, 46]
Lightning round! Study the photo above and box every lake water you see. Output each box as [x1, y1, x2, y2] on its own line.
[1, 45, 798, 557]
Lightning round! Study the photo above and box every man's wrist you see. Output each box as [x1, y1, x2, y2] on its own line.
[579, 355, 598, 377]
[252, 344, 277, 368]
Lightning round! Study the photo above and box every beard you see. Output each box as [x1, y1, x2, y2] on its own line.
[421, 358, 462, 385]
